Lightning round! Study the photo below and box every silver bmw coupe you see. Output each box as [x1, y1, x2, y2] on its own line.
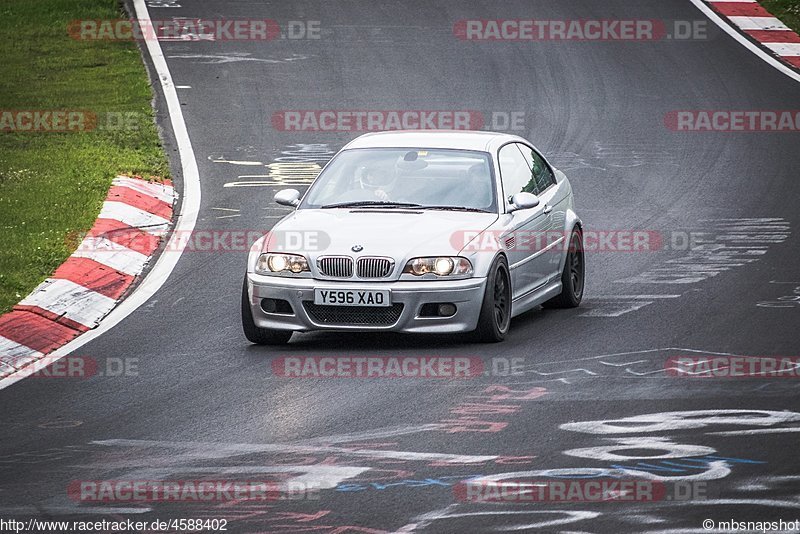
[242, 130, 583, 344]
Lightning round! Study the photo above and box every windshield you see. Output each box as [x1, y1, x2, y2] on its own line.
[299, 148, 497, 212]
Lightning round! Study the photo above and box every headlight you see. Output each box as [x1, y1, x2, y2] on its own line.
[402, 256, 473, 276]
[256, 253, 309, 274]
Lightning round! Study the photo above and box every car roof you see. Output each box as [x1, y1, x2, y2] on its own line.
[343, 130, 528, 152]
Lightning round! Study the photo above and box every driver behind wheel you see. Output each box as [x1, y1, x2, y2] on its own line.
[356, 160, 398, 201]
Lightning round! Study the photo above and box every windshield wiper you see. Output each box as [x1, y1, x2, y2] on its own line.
[320, 201, 423, 209]
[419, 205, 490, 213]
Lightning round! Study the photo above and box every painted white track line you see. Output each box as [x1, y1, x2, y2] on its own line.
[689, 0, 800, 84]
[0, 0, 201, 390]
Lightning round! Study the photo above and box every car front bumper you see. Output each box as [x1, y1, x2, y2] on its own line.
[246, 273, 487, 333]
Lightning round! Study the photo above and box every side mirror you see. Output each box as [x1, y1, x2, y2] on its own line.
[508, 192, 540, 212]
[274, 188, 301, 207]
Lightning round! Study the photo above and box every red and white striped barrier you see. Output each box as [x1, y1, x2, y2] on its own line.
[0, 176, 174, 378]
[708, 0, 800, 69]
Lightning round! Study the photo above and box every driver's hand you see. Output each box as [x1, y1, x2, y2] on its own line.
[374, 189, 389, 201]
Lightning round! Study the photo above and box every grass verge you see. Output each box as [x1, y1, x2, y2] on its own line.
[761, 1, 800, 34]
[0, 0, 169, 313]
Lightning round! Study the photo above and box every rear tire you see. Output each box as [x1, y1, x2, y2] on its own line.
[241, 276, 293, 345]
[543, 228, 584, 309]
[473, 256, 512, 343]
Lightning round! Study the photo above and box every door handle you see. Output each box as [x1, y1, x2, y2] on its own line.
[543, 204, 553, 215]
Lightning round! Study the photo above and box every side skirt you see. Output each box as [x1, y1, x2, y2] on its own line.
[510, 280, 562, 318]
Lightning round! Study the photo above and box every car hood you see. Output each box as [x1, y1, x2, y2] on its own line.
[267, 208, 498, 259]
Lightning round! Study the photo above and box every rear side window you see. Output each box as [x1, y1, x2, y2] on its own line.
[498, 143, 537, 209]
[516, 144, 556, 195]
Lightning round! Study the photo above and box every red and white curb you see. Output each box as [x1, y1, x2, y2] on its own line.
[0, 176, 175, 378]
[706, 0, 800, 70]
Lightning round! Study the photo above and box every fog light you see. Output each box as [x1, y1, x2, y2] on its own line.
[261, 298, 277, 313]
[438, 303, 457, 317]
[260, 298, 294, 315]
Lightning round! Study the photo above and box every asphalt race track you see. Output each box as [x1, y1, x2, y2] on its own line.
[2, 1, 800, 532]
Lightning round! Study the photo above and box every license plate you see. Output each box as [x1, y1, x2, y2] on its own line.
[314, 288, 391, 307]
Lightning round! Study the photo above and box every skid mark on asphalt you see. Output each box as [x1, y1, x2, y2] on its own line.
[165, 52, 311, 64]
[146, 0, 180, 7]
[295, 424, 442, 445]
[547, 142, 678, 172]
[618, 218, 790, 285]
[489, 347, 800, 397]
[589, 218, 790, 318]
[215, 144, 334, 187]
[91, 438, 496, 466]
[757, 280, 800, 308]
[397, 507, 600, 533]
[580, 300, 653, 317]
[211, 207, 241, 219]
[579, 294, 681, 317]
[274, 143, 336, 163]
[709, 427, 800, 436]
[522, 348, 737, 380]
[6, 428, 493, 517]
[145, 0, 181, 8]
[209, 158, 264, 166]
[592, 142, 679, 169]
[397, 409, 795, 533]
[227, 162, 323, 187]
[5, 412, 796, 530]
[158, 18, 215, 41]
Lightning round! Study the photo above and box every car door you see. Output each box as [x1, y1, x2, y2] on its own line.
[518, 144, 567, 281]
[497, 142, 552, 299]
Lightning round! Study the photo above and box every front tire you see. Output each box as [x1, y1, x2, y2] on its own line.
[543, 228, 584, 309]
[241, 276, 293, 345]
[474, 256, 512, 343]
